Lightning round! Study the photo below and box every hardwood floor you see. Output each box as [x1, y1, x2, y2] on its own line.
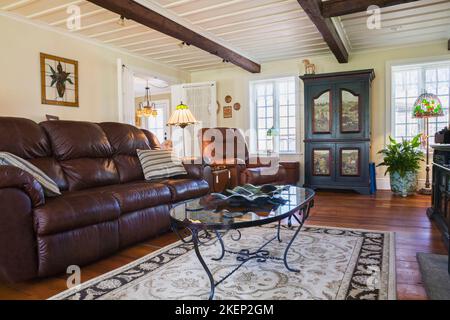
[0, 190, 446, 300]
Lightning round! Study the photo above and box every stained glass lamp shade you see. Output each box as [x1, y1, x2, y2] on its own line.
[412, 93, 443, 118]
[167, 102, 197, 129]
[412, 92, 444, 195]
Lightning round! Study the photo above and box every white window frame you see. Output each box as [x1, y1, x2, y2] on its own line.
[249, 76, 299, 155]
[386, 55, 450, 147]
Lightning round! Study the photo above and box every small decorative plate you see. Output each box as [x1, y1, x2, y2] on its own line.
[225, 95, 232, 103]
[233, 103, 241, 111]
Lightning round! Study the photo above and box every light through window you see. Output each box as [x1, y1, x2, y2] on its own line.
[392, 62, 450, 145]
[250, 77, 297, 154]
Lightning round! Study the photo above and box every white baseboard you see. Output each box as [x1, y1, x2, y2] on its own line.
[376, 178, 426, 190]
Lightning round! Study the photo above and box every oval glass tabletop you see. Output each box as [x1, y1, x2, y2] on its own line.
[170, 186, 315, 230]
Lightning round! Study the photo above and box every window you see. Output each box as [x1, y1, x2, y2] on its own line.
[392, 61, 450, 145]
[250, 77, 297, 154]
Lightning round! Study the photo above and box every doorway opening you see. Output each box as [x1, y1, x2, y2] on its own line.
[134, 74, 171, 143]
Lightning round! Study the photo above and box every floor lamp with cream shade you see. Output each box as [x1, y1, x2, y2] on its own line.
[413, 92, 444, 195]
[167, 102, 198, 157]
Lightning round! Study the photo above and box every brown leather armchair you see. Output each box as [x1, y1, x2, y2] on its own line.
[198, 128, 287, 187]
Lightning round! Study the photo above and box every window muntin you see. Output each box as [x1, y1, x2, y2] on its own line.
[392, 62, 450, 145]
[251, 77, 297, 154]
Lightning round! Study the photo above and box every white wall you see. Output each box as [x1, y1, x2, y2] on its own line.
[0, 14, 190, 123]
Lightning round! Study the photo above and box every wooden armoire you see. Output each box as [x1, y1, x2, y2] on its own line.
[301, 70, 375, 195]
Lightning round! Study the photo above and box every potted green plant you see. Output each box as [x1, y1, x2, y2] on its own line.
[378, 134, 424, 197]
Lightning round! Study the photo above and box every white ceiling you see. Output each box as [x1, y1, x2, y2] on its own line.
[337, 0, 450, 52]
[1, 0, 449, 73]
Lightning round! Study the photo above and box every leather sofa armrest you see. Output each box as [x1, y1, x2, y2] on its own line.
[0, 166, 45, 207]
[182, 159, 213, 186]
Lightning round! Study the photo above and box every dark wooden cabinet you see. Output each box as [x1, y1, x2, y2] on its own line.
[301, 70, 375, 194]
[427, 145, 450, 272]
[429, 162, 450, 248]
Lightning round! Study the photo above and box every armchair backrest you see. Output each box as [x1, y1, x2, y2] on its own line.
[198, 127, 249, 165]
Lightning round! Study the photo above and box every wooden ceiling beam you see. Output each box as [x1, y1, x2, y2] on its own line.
[321, 0, 421, 18]
[297, 0, 349, 63]
[87, 0, 260, 73]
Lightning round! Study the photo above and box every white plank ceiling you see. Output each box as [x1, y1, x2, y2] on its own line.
[337, 0, 450, 52]
[1, 0, 449, 73]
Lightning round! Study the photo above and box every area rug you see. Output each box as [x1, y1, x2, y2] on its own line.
[417, 253, 450, 300]
[50, 225, 396, 300]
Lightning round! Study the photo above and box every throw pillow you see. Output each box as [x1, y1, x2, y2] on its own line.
[0, 152, 61, 197]
[137, 149, 187, 181]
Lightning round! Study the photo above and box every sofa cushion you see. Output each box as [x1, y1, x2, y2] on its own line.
[90, 181, 172, 213]
[37, 221, 119, 278]
[159, 178, 210, 202]
[112, 155, 145, 183]
[60, 158, 120, 191]
[0, 117, 51, 159]
[119, 205, 170, 248]
[41, 121, 119, 191]
[99, 122, 150, 155]
[99, 123, 151, 183]
[29, 157, 69, 191]
[41, 121, 114, 160]
[34, 192, 120, 236]
[142, 129, 161, 150]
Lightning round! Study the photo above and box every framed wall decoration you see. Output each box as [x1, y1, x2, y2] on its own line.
[40, 53, 79, 107]
[233, 102, 241, 111]
[312, 149, 331, 176]
[225, 95, 232, 104]
[312, 91, 331, 133]
[340, 148, 360, 176]
[223, 105, 232, 118]
[340, 89, 360, 133]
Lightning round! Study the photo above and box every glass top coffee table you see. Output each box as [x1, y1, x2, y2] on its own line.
[169, 186, 315, 300]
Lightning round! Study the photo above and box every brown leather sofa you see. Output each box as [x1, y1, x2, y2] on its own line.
[199, 127, 287, 187]
[0, 117, 211, 282]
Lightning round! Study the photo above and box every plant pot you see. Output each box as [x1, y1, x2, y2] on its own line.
[390, 171, 418, 197]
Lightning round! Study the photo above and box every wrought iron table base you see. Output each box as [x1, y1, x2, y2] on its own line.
[171, 203, 311, 300]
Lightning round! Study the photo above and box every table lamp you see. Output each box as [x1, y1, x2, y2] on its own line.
[167, 102, 198, 157]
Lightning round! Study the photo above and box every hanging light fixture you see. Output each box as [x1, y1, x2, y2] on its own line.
[137, 81, 158, 118]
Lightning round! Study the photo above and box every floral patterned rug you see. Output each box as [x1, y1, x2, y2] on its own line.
[50, 225, 396, 300]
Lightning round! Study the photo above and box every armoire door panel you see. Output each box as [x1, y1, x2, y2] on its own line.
[305, 143, 336, 186]
[335, 142, 369, 185]
[335, 81, 368, 140]
[306, 84, 334, 140]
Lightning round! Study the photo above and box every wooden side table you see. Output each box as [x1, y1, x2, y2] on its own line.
[211, 168, 231, 193]
[280, 161, 300, 185]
